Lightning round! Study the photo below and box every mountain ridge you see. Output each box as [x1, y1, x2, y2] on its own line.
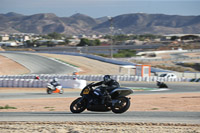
[0, 12, 199, 35]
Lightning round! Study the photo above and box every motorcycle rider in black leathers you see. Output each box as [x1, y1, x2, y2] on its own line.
[91, 75, 120, 104]
[156, 80, 168, 88]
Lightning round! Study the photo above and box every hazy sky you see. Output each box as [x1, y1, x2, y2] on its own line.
[0, 0, 199, 18]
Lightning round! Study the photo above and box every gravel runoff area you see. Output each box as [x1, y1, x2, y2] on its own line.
[0, 55, 30, 75]
[0, 88, 200, 112]
[0, 122, 199, 133]
[0, 53, 200, 132]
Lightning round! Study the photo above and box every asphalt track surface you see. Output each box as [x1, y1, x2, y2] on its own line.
[0, 52, 77, 74]
[0, 82, 199, 100]
[0, 111, 200, 124]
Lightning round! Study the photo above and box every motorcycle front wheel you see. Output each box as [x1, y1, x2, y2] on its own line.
[70, 97, 87, 113]
[111, 97, 130, 114]
[59, 89, 64, 94]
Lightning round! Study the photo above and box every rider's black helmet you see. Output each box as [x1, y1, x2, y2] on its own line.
[103, 75, 111, 83]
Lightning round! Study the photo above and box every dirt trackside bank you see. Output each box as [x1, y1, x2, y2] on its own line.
[0, 92, 200, 112]
[0, 122, 199, 133]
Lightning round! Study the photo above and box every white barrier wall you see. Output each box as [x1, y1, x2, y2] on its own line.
[0, 78, 87, 89]
[61, 79, 87, 89]
[0, 74, 199, 88]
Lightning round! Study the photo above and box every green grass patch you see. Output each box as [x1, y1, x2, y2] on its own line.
[113, 49, 137, 58]
[96, 49, 137, 58]
[151, 108, 159, 110]
[44, 107, 55, 111]
[54, 58, 79, 68]
[0, 105, 17, 109]
[129, 87, 158, 91]
[44, 107, 54, 109]
[95, 54, 110, 58]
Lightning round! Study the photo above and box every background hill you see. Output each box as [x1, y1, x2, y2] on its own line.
[0, 12, 200, 35]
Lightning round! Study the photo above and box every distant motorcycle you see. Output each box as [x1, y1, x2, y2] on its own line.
[46, 83, 64, 94]
[70, 82, 133, 114]
[156, 81, 168, 88]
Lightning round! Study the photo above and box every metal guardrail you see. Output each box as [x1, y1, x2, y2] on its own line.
[132, 56, 200, 62]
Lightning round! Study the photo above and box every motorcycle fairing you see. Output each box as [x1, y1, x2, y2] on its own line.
[87, 104, 110, 112]
[110, 87, 133, 97]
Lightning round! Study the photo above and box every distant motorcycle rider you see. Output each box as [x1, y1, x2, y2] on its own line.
[91, 75, 120, 104]
[156, 80, 168, 88]
[50, 78, 61, 90]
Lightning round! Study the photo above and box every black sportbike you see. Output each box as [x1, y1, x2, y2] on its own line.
[70, 82, 133, 114]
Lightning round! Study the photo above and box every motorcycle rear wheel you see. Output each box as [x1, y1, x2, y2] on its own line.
[111, 97, 130, 114]
[70, 97, 87, 113]
[47, 89, 52, 94]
